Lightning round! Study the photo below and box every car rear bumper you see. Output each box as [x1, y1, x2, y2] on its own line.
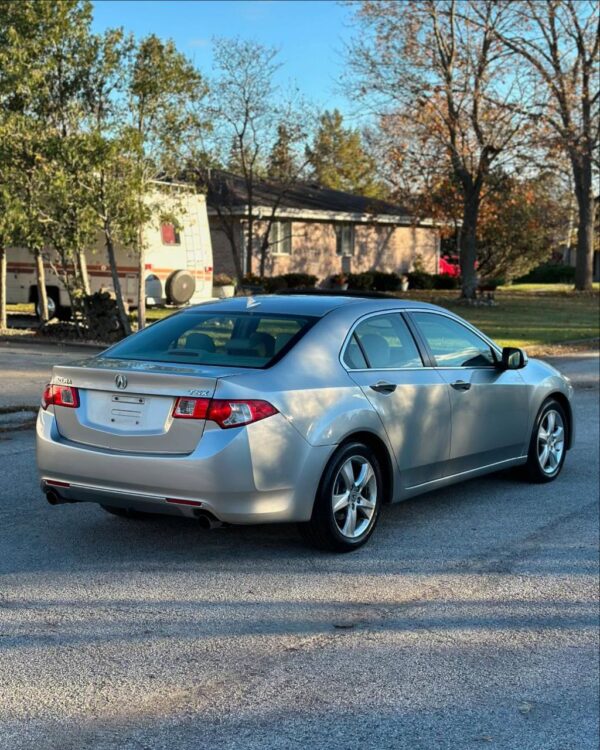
[36, 409, 331, 524]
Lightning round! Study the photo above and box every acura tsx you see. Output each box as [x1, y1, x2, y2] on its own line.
[37, 294, 574, 551]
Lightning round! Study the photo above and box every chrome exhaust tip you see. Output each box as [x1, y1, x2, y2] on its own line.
[45, 489, 76, 505]
[46, 490, 61, 505]
[194, 510, 223, 529]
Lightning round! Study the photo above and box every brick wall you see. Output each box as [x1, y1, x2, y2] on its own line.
[209, 217, 439, 280]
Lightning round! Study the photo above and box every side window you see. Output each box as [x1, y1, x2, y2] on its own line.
[335, 224, 355, 256]
[345, 313, 423, 369]
[161, 223, 181, 245]
[269, 221, 292, 255]
[343, 334, 368, 369]
[411, 312, 496, 367]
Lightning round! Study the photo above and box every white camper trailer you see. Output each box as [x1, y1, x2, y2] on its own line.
[6, 190, 214, 320]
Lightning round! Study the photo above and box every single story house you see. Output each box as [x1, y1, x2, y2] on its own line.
[205, 171, 440, 281]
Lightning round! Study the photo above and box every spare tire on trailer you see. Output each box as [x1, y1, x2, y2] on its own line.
[165, 270, 196, 305]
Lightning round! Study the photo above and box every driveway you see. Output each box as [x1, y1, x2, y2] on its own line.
[0, 343, 598, 750]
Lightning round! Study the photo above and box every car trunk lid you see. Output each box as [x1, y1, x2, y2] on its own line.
[49, 357, 243, 454]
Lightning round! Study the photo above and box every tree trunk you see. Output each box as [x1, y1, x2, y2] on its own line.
[459, 193, 480, 299]
[0, 245, 6, 331]
[104, 223, 132, 336]
[245, 216, 253, 277]
[259, 236, 268, 279]
[77, 248, 91, 295]
[229, 236, 244, 285]
[572, 160, 595, 291]
[34, 247, 49, 322]
[136, 226, 146, 330]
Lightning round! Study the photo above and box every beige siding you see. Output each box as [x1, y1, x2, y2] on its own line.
[209, 217, 439, 280]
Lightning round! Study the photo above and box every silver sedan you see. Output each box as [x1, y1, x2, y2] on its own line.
[37, 294, 574, 551]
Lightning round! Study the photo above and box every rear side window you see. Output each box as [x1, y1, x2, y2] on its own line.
[104, 312, 316, 368]
[344, 313, 423, 369]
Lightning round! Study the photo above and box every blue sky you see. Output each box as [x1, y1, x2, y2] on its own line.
[92, 0, 358, 117]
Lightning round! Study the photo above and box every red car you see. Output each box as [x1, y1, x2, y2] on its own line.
[439, 254, 461, 277]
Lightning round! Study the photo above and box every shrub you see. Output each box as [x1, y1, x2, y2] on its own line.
[407, 271, 435, 290]
[262, 273, 318, 292]
[432, 274, 460, 290]
[280, 272, 318, 289]
[347, 272, 375, 291]
[346, 271, 403, 292]
[83, 291, 124, 341]
[372, 271, 402, 292]
[241, 273, 264, 287]
[515, 263, 576, 284]
[262, 276, 287, 293]
[213, 273, 234, 287]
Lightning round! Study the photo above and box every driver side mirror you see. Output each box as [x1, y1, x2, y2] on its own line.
[500, 346, 527, 370]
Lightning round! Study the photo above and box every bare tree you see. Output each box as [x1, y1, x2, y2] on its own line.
[488, 0, 599, 291]
[349, 0, 532, 298]
[206, 38, 311, 281]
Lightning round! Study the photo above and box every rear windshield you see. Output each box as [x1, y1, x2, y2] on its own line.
[102, 311, 317, 368]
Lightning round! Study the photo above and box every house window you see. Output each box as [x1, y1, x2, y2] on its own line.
[161, 223, 181, 245]
[269, 221, 292, 255]
[336, 224, 355, 256]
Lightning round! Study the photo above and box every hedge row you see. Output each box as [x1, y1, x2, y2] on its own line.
[242, 270, 461, 292]
[347, 270, 461, 291]
[236, 262, 577, 294]
[242, 272, 318, 292]
[515, 263, 576, 284]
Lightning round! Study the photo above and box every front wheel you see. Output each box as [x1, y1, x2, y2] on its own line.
[299, 442, 382, 552]
[523, 399, 568, 483]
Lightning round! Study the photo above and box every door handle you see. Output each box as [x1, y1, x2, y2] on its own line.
[370, 380, 397, 393]
[450, 380, 471, 391]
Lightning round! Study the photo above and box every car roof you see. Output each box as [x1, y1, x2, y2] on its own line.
[183, 293, 443, 317]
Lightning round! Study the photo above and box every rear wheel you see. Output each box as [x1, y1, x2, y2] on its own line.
[35, 294, 57, 321]
[299, 442, 382, 552]
[523, 399, 567, 483]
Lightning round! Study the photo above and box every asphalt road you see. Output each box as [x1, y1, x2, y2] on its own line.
[0, 344, 598, 750]
[0, 340, 103, 409]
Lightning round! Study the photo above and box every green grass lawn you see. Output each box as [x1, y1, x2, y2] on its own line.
[7, 284, 599, 353]
[401, 286, 599, 351]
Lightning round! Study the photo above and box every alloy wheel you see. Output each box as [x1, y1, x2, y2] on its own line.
[537, 409, 565, 475]
[331, 455, 378, 539]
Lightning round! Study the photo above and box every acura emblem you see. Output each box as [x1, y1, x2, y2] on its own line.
[115, 374, 128, 390]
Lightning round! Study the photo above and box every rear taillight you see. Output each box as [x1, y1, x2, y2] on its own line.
[172, 397, 210, 419]
[42, 384, 80, 410]
[208, 399, 278, 428]
[172, 397, 277, 428]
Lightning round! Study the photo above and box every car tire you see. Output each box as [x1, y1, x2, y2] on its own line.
[35, 293, 58, 322]
[299, 441, 382, 552]
[523, 398, 568, 483]
[101, 505, 151, 519]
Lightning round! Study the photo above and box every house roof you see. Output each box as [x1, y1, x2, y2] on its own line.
[203, 169, 435, 227]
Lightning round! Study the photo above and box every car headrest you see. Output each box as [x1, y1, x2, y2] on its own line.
[184, 332, 216, 353]
[249, 332, 275, 358]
